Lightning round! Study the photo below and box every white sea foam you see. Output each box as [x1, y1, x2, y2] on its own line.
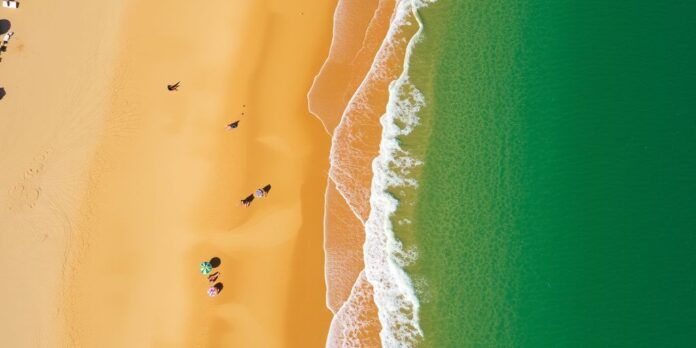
[326, 0, 422, 224]
[362, 0, 433, 346]
[323, 0, 436, 346]
[327, 271, 381, 348]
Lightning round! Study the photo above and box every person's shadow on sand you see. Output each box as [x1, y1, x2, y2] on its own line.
[209, 257, 221, 268]
[0, 88, 6, 101]
[0, 19, 10, 35]
[214, 283, 223, 294]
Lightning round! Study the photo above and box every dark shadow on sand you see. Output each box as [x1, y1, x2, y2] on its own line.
[209, 257, 221, 268]
[0, 20, 10, 35]
[214, 283, 223, 293]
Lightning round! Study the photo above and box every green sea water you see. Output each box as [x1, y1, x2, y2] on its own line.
[398, 1, 696, 346]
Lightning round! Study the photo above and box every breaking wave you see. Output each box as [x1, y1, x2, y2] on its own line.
[314, 0, 435, 346]
[363, 5, 429, 343]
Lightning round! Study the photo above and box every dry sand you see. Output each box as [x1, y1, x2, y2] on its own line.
[0, 1, 124, 346]
[1, 0, 335, 346]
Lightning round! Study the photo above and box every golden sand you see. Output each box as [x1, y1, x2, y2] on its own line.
[0, 1, 124, 346]
[1, 0, 335, 346]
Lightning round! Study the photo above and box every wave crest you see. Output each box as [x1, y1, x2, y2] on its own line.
[363, 1, 432, 346]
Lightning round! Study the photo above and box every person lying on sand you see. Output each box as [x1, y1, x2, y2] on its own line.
[241, 194, 254, 207]
[167, 81, 180, 91]
[254, 184, 271, 198]
[207, 271, 219, 283]
[226, 120, 240, 130]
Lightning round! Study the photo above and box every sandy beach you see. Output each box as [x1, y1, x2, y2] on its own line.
[1, 0, 335, 346]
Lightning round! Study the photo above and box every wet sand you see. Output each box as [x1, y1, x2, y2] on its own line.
[0, 0, 335, 346]
[308, 0, 421, 345]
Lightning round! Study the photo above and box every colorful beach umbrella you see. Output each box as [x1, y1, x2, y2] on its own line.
[207, 286, 218, 297]
[200, 261, 212, 275]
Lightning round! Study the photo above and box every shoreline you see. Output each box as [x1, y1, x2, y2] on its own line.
[309, 0, 427, 345]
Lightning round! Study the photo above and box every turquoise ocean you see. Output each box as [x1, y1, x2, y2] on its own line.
[387, 0, 696, 346]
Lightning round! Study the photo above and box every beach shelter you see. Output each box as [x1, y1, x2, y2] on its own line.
[2, 1, 19, 9]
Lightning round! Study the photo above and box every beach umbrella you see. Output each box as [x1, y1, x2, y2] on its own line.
[207, 286, 218, 297]
[200, 261, 212, 275]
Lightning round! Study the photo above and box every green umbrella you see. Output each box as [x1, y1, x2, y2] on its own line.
[200, 261, 212, 275]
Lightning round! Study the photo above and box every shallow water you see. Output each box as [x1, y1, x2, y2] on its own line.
[396, 0, 696, 346]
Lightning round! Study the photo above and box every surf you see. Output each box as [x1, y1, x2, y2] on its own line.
[309, 0, 436, 346]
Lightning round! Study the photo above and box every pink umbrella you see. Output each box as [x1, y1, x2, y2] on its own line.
[207, 286, 218, 297]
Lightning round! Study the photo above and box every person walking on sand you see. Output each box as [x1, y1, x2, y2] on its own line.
[226, 120, 240, 130]
[167, 81, 180, 91]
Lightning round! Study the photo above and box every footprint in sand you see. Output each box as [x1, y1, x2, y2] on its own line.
[6, 150, 50, 211]
[7, 182, 42, 211]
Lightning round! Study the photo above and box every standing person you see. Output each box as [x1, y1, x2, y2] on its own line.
[167, 81, 180, 91]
